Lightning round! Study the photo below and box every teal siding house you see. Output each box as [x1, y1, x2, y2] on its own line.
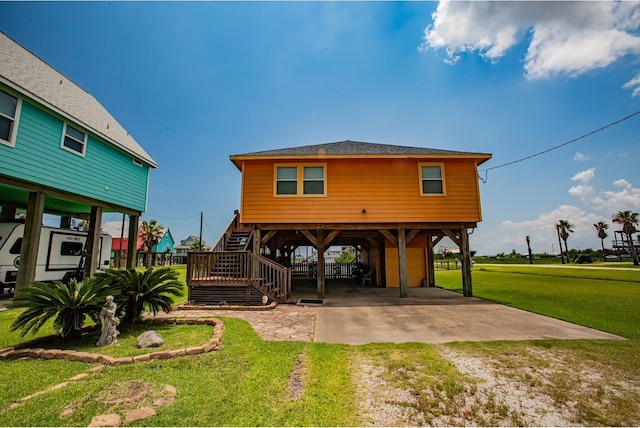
[0, 32, 158, 288]
[153, 229, 175, 254]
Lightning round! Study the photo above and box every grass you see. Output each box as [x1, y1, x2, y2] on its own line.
[436, 264, 640, 339]
[0, 315, 359, 426]
[1, 264, 639, 425]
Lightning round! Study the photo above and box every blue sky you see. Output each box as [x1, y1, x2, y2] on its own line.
[2, 1, 639, 256]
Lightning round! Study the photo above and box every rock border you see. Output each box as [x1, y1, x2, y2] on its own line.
[178, 300, 278, 311]
[0, 318, 225, 365]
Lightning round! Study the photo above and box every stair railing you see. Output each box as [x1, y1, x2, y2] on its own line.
[211, 211, 240, 252]
[249, 253, 291, 301]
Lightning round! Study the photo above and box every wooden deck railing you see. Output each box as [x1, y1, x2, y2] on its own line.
[187, 251, 291, 302]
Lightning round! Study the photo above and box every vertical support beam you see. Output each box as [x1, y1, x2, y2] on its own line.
[426, 233, 435, 287]
[372, 240, 381, 287]
[252, 228, 261, 279]
[398, 226, 408, 298]
[127, 215, 139, 269]
[0, 205, 17, 221]
[460, 227, 473, 297]
[84, 206, 103, 279]
[316, 229, 325, 299]
[60, 216, 72, 229]
[16, 192, 45, 292]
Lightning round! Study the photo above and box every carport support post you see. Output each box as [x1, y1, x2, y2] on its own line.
[460, 227, 473, 297]
[126, 215, 140, 269]
[317, 229, 325, 299]
[16, 191, 45, 292]
[398, 226, 408, 298]
[426, 234, 435, 287]
[1, 205, 17, 221]
[84, 206, 103, 279]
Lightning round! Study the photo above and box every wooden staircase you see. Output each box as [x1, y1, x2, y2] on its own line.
[187, 212, 291, 305]
[224, 229, 252, 252]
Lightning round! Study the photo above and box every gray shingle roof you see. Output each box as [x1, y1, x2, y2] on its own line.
[0, 32, 158, 168]
[231, 140, 491, 160]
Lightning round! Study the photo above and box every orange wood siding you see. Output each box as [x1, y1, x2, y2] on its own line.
[240, 157, 483, 224]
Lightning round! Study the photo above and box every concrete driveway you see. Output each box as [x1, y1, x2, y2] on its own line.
[307, 285, 623, 345]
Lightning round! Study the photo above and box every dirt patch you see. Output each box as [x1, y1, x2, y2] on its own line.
[60, 380, 176, 423]
[286, 352, 307, 401]
[353, 346, 640, 426]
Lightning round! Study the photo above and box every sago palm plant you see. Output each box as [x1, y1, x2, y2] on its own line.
[94, 267, 183, 325]
[10, 278, 115, 338]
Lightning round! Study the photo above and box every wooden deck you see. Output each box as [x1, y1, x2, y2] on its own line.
[187, 251, 291, 304]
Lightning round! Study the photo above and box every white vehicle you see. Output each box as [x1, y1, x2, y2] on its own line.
[0, 221, 112, 296]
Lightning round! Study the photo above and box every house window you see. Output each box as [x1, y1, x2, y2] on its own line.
[0, 89, 21, 147]
[303, 166, 325, 195]
[275, 164, 326, 196]
[61, 124, 87, 155]
[276, 166, 298, 195]
[420, 164, 445, 195]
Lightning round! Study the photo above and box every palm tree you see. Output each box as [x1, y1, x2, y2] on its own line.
[612, 210, 640, 266]
[189, 240, 206, 251]
[139, 219, 164, 267]
[10, 278, 115, 338]
[555, 224, 565, 264]
[557, 219, 574, 263]
[593, 221, 609, 262]
[94, 267, 183, 325]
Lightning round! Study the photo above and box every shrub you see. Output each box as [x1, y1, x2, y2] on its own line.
[573, 254, 593, 264]
[94, 267, 183, 325]
[10, 278, 115, 338]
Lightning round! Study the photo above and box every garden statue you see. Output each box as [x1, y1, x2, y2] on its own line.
[96, 295, 120, 346]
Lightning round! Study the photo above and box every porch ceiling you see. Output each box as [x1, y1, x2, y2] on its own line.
[0, 177, 140, 217]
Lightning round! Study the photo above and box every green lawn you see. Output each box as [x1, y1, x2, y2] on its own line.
[1, 264, 639, 426]
[436, 264, 640, 339]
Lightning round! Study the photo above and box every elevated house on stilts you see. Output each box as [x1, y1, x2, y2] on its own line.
[187, 140, 491, 304]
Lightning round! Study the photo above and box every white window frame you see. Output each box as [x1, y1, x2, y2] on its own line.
[274, 163, 327, 197]
[0, 89, 22, 148]
[419, 162, 446, 196]
[133, 158, 143, 167]
[61, 123, 87, 157]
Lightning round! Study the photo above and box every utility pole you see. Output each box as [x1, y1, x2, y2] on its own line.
[199, 212, 203, 251]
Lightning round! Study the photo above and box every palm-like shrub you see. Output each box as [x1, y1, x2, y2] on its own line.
[94, 267, 183, 325]
[10, 278, 115, 338]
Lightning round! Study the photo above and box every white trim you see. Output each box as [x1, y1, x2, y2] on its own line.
[60, 123, 87, 157]
[133, 158, 143, 167]
[0, 89, 21, 148]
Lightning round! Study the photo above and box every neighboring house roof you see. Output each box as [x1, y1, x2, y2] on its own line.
[180, 235, 201, 246]
[230, 140, 492, 169]
[0, 32, 158, 168]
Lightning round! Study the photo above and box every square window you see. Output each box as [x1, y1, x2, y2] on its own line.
[420, 165, 444, 195]
[276, 166, 298, 195]
[62, 124, 86, 155]
[303, 166, 325, 195]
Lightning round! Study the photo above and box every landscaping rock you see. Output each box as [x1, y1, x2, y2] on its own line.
[135, 330, 164, 348]
[125, 407, 156, 423]
[89, 413, 121, 427]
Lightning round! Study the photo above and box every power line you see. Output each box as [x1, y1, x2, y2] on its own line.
[478, 109, 640, 183]
[143, 213, 201, 220]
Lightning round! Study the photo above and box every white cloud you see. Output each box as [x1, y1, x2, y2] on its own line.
[574, 152, 590, 162]
[571, 168, 596, 183]
[623, 72, 640, 97]
[569, 184, 595, 200]
[500, 204, 602, 253]
[420, 1, 640, 93]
